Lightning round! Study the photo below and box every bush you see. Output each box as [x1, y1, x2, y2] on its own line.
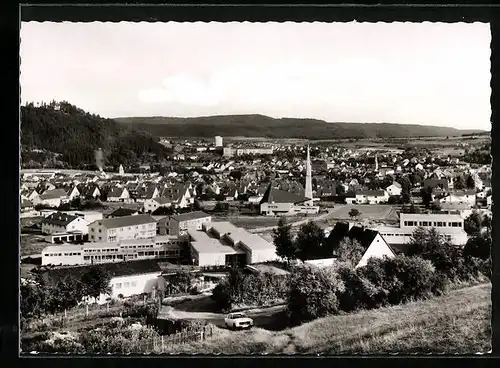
[337, 267, 388, 312]
[288, 266, 345, 325]
[357, 255, 443, 306]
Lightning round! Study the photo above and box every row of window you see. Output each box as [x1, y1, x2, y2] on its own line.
[383, 233, 413, 237]
[403, 221, 463, 228]
[84, 248, 119, 253]
[84, 254, 123, 260]
[114, 281, 137, 289]
[44, 252, 82, 257]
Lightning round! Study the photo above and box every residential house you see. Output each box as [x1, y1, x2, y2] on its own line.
[439, 189, 476, 208]
[40, 259, 163, 305]
[157, 211, 212, 237]
[88, 214, 157, 242]
[423, 178, 449, 192]
[78, 183, 101, 199]
[354, 190, 389, 204]
[41, 211, 90, 235]
[259, 183, 319, 216]
[107, 207, 140, 218]
[107, 187, 131, 203]
[144, 197, 173, 213]
[39, 189, 69, 208]
[385, 182, 402, 196]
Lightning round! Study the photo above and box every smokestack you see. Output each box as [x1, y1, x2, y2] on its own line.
[94, 148, 104, 172]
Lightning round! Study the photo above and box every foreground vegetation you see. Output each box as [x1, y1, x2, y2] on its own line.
[164, 282, 491, 355]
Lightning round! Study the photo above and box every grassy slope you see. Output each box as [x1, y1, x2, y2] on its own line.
[164, 283, 491, 355]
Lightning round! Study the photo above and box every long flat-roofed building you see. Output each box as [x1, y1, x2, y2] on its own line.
[188, 221, 279, 267]
[41, 235, 186, 266]
[88, 214, 157, 242]
[376, 213, 468, 247]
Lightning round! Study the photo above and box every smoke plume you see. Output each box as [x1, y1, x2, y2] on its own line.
[94, 148, 104, 171]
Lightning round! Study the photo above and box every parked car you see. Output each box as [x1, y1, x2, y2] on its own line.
[224, 312, 254, 330]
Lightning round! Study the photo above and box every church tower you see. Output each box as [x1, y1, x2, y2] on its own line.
[304, 145, 313, 206]
[375, 153, 379, 172]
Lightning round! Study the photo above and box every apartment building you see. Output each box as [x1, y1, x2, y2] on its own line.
[41, 235, 187, 266]
[88, 214, 157, 242]
[41, 212, 90, 235]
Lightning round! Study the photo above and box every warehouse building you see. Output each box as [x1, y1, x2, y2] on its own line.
[188, 222, 279, 267]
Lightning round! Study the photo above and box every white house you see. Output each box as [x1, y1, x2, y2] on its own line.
[144, 197, 173, 213]
[385, 182, 402, 196]
[439, 190, 476, 208]
[107, 187, 131, 203]
[41, 212, 90, 235]
[355, 190, 389, 204]
[66, 186, 80, 201]
[38, 189, 68, 208]
[41, 259, 163, 305]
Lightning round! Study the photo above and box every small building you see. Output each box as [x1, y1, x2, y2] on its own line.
[107, 187, 131, 203]
[385, 182, 402, 196]
[39, 189, 68, 208]
[40, 259, 163, 305]
[107, 207, 139, 218]
[354, 190, 389, 204]
[158, 211, 212, 237]
[41, 212, 90, 235]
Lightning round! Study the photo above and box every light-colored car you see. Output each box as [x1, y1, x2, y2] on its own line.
[224, 312, 254, 330]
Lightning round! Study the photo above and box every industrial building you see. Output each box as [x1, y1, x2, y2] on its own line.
[375, 213, 468, 246]
[188, 222, 279, 267]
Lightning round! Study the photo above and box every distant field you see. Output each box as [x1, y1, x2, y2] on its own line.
[163, 283, 491, 355]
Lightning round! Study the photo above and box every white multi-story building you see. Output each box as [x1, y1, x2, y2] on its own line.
[376, 213, 468, 246]
[88, 214, 157, 243]
[215, 136, 223, 147]
[41, 235, 187, 266]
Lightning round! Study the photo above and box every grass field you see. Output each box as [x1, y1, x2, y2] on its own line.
[327, 205, 399, 222]
[163, 283, 491, 355]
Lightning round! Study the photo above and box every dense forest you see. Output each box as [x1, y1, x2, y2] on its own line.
[115, 115, 484, 139]
[21, 101, 170, 168]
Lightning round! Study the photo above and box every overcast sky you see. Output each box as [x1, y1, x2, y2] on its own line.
[20, 21, 491, 130]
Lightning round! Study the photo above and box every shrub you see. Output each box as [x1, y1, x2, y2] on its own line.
[357, 255, 442, 306]
[337, 266, 388, 312]
[288, 266, 345, 325]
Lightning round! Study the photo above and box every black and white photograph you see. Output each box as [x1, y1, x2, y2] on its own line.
[19, 19, 492, 355]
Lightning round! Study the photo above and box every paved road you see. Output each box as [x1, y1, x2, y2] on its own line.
[158, 294, 288, 330]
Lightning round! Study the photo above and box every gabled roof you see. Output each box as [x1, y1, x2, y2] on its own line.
[108, 207, 139, 218]
[108, 187, 127, 198]
[39, 189, 68, 200]
[21, 198, 34, 208]
[356, 190, 386, 197]
[171, 211, 211, 222]
[41, 259, 162, 286]
[41, 212, 79, 226]
[260, 183, 306, 205]
[92, 214, 156, 229]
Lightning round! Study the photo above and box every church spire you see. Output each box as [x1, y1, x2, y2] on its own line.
[304, 144, 313, 206]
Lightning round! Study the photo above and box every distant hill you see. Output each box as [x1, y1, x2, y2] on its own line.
[21, 102, 170, 168]
[114, 115, 485, 139]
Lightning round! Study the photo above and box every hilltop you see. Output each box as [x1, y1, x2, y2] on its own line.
[163, 283, 491, 354]
[21, 102, 170, 169]
[114, 115, 485, 139]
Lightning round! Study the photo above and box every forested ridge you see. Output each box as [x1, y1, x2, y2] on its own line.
[21, 101, 169, 169]
[115, 115, 484, 139]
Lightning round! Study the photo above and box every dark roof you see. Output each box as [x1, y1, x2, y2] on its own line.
[39, 189, 68, 200]
[93, 214, 157, 229]
[41, 259, 162, 286]
[41, 212, 78, 226]
[326, 222, 394, 254]
[108, 187, 126, 198]
[108, 207, 139, 218]
[423, 178, 449, 190]
[260, 183, 306, 204]
[171, 211, 211, 222]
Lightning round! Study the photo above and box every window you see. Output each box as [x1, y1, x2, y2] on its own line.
[91, 228, 94, 232]
[90, 235, 94, 240]
[98, 237, 102, 240]
[404, 221, 408, 226]
[131, 281, 137, 287]
[124, 282, 130, 288]
[115, 283, 122, 289]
